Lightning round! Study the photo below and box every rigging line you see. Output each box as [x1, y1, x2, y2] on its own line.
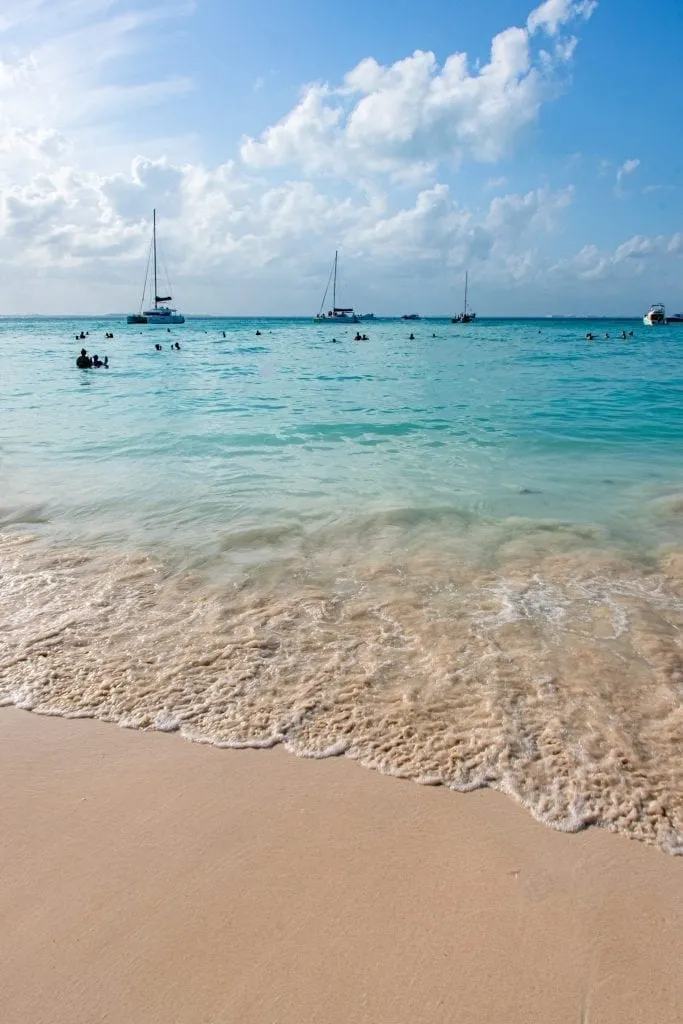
[157, 238, 174, 301]
[317, 259, 335, 316]
[139, 238, 153, 313]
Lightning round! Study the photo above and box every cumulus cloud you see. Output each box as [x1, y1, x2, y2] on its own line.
[550, 232, 683, 283]
[241, 0, 597, 179]
[10, 0, 680, 318]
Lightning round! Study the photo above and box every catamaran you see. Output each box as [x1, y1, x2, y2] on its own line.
[127, 210, 185, 325]
[452, 271, 476, 324]
[314, 251, 359, 323]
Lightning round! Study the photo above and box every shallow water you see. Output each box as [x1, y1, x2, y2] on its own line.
[1, 316, 682, 851]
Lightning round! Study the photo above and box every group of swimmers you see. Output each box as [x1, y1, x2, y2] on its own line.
[354, 332, 370, 341]
[155, 342, 181, 350]
[585, 330, 634, 341]
[75, 348, 108, 369]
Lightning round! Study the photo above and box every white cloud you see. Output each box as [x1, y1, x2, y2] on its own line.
[615, 157, 640, 193]
[643, 183, 673, 195]
[241, 0, 597, 180]
[0, 0, 194, 177]
[527, 0, 597, 36]
[550, 232, 683, 283]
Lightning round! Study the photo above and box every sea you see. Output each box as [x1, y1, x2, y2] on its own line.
[1, 315, 682, 853]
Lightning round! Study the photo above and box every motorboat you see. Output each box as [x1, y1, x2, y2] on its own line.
[643, 303, 666, 326]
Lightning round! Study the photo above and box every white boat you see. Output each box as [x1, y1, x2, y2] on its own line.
[451, 271, 476, 323]
[314, 251, 358, 323]
[643, 303, 666, 326]
[128, 210, 185, 326]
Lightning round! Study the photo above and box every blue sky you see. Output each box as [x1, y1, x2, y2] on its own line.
[0, 0, 681, 315]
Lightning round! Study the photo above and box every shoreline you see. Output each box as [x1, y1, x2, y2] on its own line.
[1, 708, 682, 1024]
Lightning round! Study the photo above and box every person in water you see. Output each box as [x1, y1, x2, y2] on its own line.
[92, 354, 103, 367]
[76, 348, 92, 368]
[155, 343, 162, 351]
[354, 332, 362, 341]
[256, 330, 262, 336]
[409, 333, 415, 340]
[174, 342, 180, 350]
[586, 332, 594, 340]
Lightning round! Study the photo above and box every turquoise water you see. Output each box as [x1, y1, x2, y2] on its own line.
[2, 316, 683, 853]
[2, 316, 683, 565]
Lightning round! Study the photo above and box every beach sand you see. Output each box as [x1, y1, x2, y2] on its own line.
[1, 708, 681, 1024]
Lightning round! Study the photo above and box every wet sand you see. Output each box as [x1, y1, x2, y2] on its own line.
[1, 708, 681, 1024]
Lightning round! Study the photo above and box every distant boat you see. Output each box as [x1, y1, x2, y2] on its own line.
[401, 313, 420, 320]
[452, 272, 476, 324]
[666, 312, 683, 324]
[643, 303, 666, 326]
[127, 210, 185, 326]
[314, 251, 359, 323]
[357, 312, 376, 321]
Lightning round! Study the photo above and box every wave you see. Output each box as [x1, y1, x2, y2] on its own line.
[0, 530, 681, 854]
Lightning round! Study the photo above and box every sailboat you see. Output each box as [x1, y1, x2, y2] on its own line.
[451, 271, 476, 324]
[314, 251, 359, 323]
[127, 210, 185, 325]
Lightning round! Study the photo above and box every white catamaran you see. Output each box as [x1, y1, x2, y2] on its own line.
[314, 251, 359, 323]
[128, 210, 185, 325]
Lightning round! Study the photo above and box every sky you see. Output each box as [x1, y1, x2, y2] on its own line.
[0, 0, 682, 316]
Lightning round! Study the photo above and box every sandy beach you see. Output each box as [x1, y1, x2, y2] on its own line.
[1, 708, 681, 1024]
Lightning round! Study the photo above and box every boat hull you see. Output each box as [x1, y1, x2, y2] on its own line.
[314, 316, 359, 324]
[144, 315, 185, 326]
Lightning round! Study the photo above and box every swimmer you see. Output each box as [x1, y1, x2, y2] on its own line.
[222, 331, 226, 338]
[76, 348, 91, 369]
[362, 334, 369, 341]
[92, 354, 103, 367]
[174, 342, 180, 350]
[155, 343, 162, 351]
[409, 333, 415, 340]
[354, 333, 362, 341]
[103, 356, 109, 368]
[256, 330, 262, 336]
[586, 333, 594, 341]
[605, 333, 610, 339]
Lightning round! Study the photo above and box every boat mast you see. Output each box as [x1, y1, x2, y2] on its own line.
[153, 209, 158, 310]
[333, 250, 338, 311]
[463, 271, 468, 316]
